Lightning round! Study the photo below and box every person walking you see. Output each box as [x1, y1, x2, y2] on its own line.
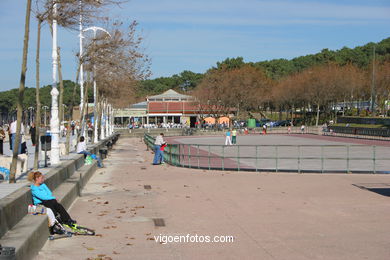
[30, 122, 36, 146]
[225, 129, 232, 145]
[0, 127, 5, 155]
[232, 129, 237, 145]
[153, 133, 165, 165]
[301, 124, 305, 134]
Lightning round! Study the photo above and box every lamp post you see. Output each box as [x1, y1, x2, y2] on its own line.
[50, 0, 60, 165]
[83, 26, 111, 143]
[79, 0, 84, 113]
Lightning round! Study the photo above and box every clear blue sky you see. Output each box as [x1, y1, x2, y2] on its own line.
[0, 0, 389, 92]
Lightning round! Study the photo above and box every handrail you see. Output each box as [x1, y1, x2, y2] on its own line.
[143, 133, 389, 174]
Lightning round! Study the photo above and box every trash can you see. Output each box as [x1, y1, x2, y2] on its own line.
[247, 119, 256, 129]
[40, 135, 51, 151]
[0, 245, 16, 260]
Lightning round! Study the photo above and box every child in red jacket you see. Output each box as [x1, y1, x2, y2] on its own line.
[159, 142, 167, 164]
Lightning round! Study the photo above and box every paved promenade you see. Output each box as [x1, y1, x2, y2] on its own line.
[36, 137, 390, 260]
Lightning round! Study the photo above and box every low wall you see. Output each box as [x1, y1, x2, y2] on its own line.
[0, 133, 120, 260]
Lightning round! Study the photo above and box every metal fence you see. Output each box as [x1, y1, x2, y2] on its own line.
[144, 134, 390, 174]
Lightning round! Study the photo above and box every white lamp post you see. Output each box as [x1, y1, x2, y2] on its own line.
[83, 26, 111, 143]
[79, 0, 84, 116]
[50, 0, 60, 165]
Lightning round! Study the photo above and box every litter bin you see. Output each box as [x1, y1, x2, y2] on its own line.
[40, 135, 52, 151]
[0, 245, 16, 260]
[247, 119, 256, 129]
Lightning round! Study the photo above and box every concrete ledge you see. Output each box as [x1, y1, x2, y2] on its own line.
[0, 133, 119, 260]
[0, 162, 98, 260]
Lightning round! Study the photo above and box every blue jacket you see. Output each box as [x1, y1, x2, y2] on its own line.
[30, 183, 55, 205]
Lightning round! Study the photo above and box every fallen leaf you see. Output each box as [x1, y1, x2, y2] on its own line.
[104, 201, 109, 204]
[184, 185, 189, 187]
[146, 237, 155, 241]
[120, 211, 126, 213]
[113, 251, 120, 255]
[126, 243, 133, 246]
[134, 206, 144, 209]
[186, 196, 190, 198]
[86, 247, 94, 251]
[145, 233, 151, 236]
[111, 226, 117, 228]
[103, 226, 110, 229]
[116, 216, 122, 219]
[95, 234, 103, 237]
[97, 254, 106, 257]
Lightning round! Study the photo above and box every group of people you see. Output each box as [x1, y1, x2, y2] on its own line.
[153, 133, 167, 165]
[0, 120, 33, 156]
[224, 129, 238, 145]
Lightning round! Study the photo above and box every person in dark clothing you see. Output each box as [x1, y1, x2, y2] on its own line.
[28, 171, 76, 226]
[30, 122, 36, 146]
[0, 127, 5, 155]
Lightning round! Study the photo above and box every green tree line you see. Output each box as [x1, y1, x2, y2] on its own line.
[1, 36, 389, 114]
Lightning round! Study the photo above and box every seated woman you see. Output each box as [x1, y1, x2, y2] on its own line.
[76, 136, 103, 168]
[28, 171, 76, 234]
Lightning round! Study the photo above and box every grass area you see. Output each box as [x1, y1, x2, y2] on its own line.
[333, 123, 388, 129]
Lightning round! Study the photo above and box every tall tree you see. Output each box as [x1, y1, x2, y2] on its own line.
[10, 0, 32, 183]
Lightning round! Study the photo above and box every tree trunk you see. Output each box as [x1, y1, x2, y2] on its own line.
[10, 0, 32, 183]
[66, 62, 81, 154]
[33, 18, 42, 170]
[315, 101, 320, 127]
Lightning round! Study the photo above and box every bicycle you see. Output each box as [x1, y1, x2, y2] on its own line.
[49, 219, 95, 240]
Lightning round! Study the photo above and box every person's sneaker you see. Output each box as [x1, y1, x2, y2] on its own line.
[50, 224, 65, 235]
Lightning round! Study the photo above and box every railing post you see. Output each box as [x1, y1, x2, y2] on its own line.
[188, 144, 191, 168]
[255, 146, 258, 172]
[346, 145, 350, 173]
[373, 146, 376, 174]
[237, 145, 240, 171]
[275, 146, 278, 172]
[297, 145, 301, 173]
[321, 146, 324, 173]
[169, 145, 172, 165]
[178, 144, 181, 166]
[222, 145, 225, 171]
[208, 145, 211, 170]
[197, 144, 200, 169]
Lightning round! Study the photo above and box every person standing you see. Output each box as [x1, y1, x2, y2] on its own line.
[159, 142, 167, 164]
[153, 133, 165, 165]
[301, 124, 305, 134]
[225, 129, 232, 145]
[10, 119, 25, 154]
[231, 129, 237, 145]
[30, 122, 36, 146]
[0, 127, 5, 155]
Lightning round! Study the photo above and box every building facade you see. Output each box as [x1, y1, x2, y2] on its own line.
[114, 89, 199, 127]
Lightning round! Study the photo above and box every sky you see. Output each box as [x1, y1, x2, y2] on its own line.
[0, 0, 389, 92]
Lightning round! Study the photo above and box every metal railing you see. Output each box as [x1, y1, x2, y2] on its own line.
[144, 134, 390, 174]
